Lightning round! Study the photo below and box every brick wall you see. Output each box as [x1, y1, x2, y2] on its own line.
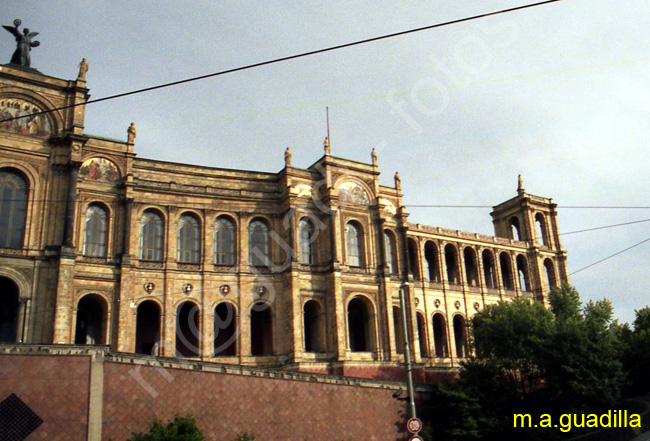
[0, 353, 91, 441]
[0, 347, 433, 441]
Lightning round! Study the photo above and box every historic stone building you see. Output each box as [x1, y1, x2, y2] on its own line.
[0, 61, 569, 379]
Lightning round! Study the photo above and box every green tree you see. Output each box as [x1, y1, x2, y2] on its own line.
[426, 285, 627, 441]
[128, 415, 205, 441]
[622, 306, 650, 395]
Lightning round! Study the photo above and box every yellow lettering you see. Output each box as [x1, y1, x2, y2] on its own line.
[630, 414, 641, 428]
[600, 410, 611, 427]
[586, 414, 598, 428]
[573, 414, 585, 428]
[513, 414, 531, 428]
[539, 414, 552, 428]
[560, 414, 572, 432]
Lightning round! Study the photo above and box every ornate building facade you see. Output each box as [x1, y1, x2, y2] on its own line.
[0, 62, 569, 379]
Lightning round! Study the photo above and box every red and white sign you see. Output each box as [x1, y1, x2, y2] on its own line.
[407, 417, 422, 433]
[410, 436, 424, 441]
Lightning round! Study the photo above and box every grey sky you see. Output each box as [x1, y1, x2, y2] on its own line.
[2, 0, 648, 324]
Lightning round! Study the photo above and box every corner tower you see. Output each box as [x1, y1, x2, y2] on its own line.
[491, 176, 569, 300]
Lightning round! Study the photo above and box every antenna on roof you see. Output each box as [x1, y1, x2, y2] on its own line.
[326, 106, 330, 145]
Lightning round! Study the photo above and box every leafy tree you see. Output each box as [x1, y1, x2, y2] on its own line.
[426, 285, 627, 441]
[128, 415, 205, 441]
[622, 306, 650, 395]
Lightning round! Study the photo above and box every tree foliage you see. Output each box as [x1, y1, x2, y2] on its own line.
[427, 285, 630, 441]
[128, 415, 205, 441]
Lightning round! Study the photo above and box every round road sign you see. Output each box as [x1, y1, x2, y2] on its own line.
[410, 436, 424, 441]
[407, 417, 422, 433]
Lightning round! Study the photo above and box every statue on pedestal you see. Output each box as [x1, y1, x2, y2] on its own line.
[3, 19, 40, 68]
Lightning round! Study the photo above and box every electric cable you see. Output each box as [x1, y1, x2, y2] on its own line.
[570, 237, 650, 276]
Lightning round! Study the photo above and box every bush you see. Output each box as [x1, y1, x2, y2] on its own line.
[128, 414, 205, 441]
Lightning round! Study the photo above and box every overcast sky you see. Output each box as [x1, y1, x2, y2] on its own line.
[2, 0, 648, 324]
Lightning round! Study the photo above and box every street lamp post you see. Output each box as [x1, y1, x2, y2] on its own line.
[399, 282, 417, 420]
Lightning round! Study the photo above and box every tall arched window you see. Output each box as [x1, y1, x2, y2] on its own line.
[178, 214, 200, 263]
[299, 218, 315, 265]
[535, 213, 549, 246]
[516, 255, 531, 292]
[83, 205, 108, 257]
[425, 241, 440, 283]
[453, 315, 469, 358]
[544, 258, 557, 292]
[510, 217, 522, 241]
[500, 252, 514, 290]
[444, 244, 459, 284]
[384, 230, 398, 274]
[463, 247, 478, 287]
[140, 210, 164, 261]
[482, 250, 496, 289]
[0, 170, 27, 249]
[407, 238, 420, 280]
[215, 217, 236, 265]
[249, 219, 270, 266]
[346, 222, 363, 267]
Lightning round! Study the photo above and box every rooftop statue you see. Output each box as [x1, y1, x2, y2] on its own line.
[3, 19, 40, 68]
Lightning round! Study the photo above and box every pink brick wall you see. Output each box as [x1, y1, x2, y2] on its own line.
[102, 361, 411, 441]
[0, 354, 90, 441]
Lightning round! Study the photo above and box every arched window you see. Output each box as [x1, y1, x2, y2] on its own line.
[214, 302, 237, 356]
[176, 301, 200, 357]
[75, 294, 107, 345]
[535, 213, 549, 246]
[453, 315, 468, 358]
[424, 241, 440, 282]
[384, 230, 398, 274]
[249, 219, 270, 266]
[516, 255, 531, 292]
[482, 250, 496, 289]
[444, 244, 459, 284]
[299, 218, 315, 265]
[304, 300, 324, 353]
[544, 258, 557, 291]
[83, 205, 108, 257]
[347, 297, 374, 352]
[178, 214, 200, 263]
[215, 217, 236, 265]
[417, 313, 429, 358]
[407, 238, 420, 280]
[346, 222, 364, 267]
[135, 301, 160, 355]
[500, 253, 514, 290]
[393, 306, 404, 354]
[510, 217, 522, 241]
[0, 170, 27, 249]
[432, 313, 448, 358]
[463, 247, 478, 287]
[140, 210, 164, 261]
[251, 302, 273, 355]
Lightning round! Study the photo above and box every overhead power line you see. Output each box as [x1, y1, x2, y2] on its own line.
[0, 0, 566, 124]
[561, 218, 650, 236]
[406, 205, 650, 209]
[570, 237, 650, 276]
